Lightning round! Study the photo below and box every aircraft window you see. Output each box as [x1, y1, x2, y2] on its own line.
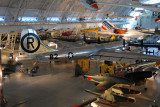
[86, 0, 96, 5]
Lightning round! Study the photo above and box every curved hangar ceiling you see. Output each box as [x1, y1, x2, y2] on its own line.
[0, 0, 135, 23]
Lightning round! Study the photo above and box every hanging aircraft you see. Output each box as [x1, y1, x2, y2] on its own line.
[16, 28, 160, 63]
[106, 12, 134, 19]
[107, 15, 134, 19]
[79, 0, 160, 12]
[78, 0, 99, 11]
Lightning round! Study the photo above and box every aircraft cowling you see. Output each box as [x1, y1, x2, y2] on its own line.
[114, 28, 127, 34]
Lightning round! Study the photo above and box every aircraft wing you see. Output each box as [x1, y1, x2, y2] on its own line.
[90, 81, 116, 94]
[93, 49, 160, 64]
[97, 2, 160, 12]
[47, 39, 84, 49]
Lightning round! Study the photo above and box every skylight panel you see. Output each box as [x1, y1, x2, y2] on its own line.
[0, 16, 5, 22]
[47, 17, 61, 22]
[18, 17, 38, 22]
[143, 0, 160, 4]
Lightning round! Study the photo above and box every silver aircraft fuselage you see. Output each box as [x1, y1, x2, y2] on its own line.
[31, 44, 105, 61]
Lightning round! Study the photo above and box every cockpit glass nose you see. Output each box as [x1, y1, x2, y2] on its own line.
[86, 0, 96, 5]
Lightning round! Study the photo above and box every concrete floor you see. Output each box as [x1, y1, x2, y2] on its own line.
[1, 39, 160, 107]
[2, 59, 160, 107]
[3, 61, 95, 107]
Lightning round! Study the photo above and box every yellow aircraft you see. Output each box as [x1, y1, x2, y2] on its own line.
[81, 27, 98, 33]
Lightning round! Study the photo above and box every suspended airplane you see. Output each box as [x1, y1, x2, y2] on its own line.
[78, 0, 99, 11]
[79, 0, 160, 12]
[106, 12, 134, 19]
[16, 29, 160, 63]
[107, 15, 134, 19]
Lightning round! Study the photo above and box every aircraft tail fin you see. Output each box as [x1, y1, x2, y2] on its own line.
[101, 21, 118, 31]
[20, 29, 58, 54]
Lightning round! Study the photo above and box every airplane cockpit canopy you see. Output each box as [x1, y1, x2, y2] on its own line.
[86, 0, 97, 5]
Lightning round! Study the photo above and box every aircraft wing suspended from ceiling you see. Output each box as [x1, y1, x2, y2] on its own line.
[108, 15, 134, 19]
[78, 0, 99, 11]
[98, 2, 160, 12]
[78, 0, 160, 12]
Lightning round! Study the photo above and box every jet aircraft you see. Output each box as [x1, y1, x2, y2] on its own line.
[78, 0, 99, 11]
[106, 12, 134, 19]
